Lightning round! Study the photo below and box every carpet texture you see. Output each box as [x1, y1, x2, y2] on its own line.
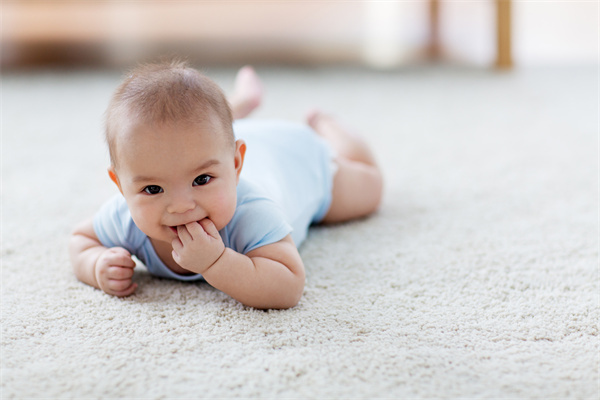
[2, 66, 598, 398]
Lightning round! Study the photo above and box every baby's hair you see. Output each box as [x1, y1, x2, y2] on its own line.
[105, 59, 234, 167]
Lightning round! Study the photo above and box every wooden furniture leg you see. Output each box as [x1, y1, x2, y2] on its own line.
[496, 0, 513, 68]
[428, 0, 441, 60]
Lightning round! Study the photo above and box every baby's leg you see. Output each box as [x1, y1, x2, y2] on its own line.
[307, 111, 383, 223]
[229, 66, 263, 119]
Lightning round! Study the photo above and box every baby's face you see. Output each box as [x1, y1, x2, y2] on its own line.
[111, 116, 244, 244]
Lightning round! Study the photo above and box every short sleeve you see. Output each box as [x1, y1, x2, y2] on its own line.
[93, 195, 145, 255]
[223, 196, 293, 254]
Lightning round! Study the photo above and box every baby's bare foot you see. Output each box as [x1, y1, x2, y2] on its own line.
[230, 66, 263, 119]
[306, 109, 376, 166]
[306, 109, 324, 131]
[306, 109, 346, 139]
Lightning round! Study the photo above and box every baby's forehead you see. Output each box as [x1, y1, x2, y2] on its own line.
[115, 115, 232, 150]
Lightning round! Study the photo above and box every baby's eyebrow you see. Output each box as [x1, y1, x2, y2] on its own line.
[132, 175, 158, 184]
[197, 159, 220, 170]
[189, 159, 222, 177]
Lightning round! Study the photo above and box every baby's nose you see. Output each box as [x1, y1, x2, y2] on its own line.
[167, 191, 196, 214]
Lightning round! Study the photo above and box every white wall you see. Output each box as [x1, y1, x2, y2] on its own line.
[438, 1, 598, 66]
[514, 1, 598, 66]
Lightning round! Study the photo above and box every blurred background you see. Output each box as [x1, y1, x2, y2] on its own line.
[1, 0, 598, 70]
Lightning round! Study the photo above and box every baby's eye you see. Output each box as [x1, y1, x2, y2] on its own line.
[193, 175, 211, 186]
[143, 185, 163, 195]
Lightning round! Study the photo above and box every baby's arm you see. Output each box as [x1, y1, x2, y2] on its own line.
[69, 219, 137, 297]
[171, 220, 304, 309]
[205, 236, 305, 309]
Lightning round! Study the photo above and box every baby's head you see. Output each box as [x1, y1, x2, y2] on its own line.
[105, 60, 234, 168]
[104, 60, 246, 243]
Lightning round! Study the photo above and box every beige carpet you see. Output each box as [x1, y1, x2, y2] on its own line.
[2, 65, 598, 398]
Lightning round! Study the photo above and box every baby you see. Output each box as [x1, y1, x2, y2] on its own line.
[69, 61, 383, 309]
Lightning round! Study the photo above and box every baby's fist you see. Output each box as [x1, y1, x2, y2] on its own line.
[171, 218, 225, 274]
[94, 247, 137, 297]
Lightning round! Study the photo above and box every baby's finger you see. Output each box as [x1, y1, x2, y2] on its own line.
[176, 224, 193, 244]
[112, 282, 138, 298]
[199, 218, 219, 239]
[107, 278, 130, 292]
[107, 249, 136, 268]
[107, 278, 135, 293]
[118, 256, 136, 269]
[171, 239, 183, 263]
[185, 221, 204, 239]
[172, 237, 183, 253]
[107, 266, 134, 280]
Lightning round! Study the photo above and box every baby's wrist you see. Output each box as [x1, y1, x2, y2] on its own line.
[92, 256, 102, 290]
[174, 245, 224, 275]
[201, 246, 227, 275]
[195, 246, 224, 274]
[92, 247, 109, 291]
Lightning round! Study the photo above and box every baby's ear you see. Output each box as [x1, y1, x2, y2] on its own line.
[234, 139, 246, 182]
[107, 167, 123, 194]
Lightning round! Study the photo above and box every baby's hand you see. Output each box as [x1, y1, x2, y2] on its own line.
[94, 247, 137, 297]
[171, 219, 225, 275]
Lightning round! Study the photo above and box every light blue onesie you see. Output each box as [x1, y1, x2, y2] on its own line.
[93, 119, 335, 281]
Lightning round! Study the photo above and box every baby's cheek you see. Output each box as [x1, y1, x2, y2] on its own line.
[129, 203, 160, 236]
[214, 190, 237, 228]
